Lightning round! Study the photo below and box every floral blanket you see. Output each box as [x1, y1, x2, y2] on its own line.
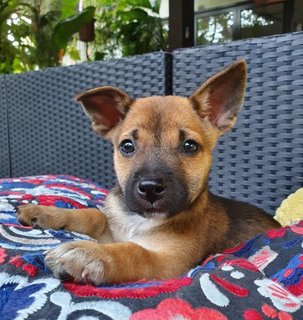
[0, 175, 302, 319]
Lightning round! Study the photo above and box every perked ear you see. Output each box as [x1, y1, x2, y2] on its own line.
[190, 60, 247, 133]
[75, 86, 133, 137]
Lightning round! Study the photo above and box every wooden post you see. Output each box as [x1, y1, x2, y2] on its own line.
[168, 0, 194, 51]
[283, 0, 294, 33]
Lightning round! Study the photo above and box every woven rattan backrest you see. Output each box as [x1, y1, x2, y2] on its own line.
[0, 76, 10, 178]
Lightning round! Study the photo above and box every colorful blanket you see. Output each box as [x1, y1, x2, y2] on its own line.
[0, 175, 302, 319]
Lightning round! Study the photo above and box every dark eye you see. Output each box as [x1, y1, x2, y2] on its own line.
[182, 140, 199, 155]
[120, 139, 136, 156]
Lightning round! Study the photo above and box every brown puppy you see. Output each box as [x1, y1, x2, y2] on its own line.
[18, 60, 280, 285]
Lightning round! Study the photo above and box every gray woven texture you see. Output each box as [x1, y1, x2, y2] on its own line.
[0, 75, 10, 178]
[6, 53, 171, 188]
[173, 32, 303, 214]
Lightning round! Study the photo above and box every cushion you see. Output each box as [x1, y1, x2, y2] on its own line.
[0, 175, 302, 319]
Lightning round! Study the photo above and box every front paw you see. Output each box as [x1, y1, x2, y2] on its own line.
[17, 204, 49, 228]
[45, 241, 106, 286]
[17, 204, 66, 230]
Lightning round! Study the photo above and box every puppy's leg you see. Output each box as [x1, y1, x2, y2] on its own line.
[17, 205, 107, 240]
[45, 239, 189, 285]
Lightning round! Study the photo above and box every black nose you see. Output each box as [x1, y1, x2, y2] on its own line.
[137, 179, 166, 204]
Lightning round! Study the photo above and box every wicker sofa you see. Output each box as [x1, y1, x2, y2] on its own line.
[0, 32, 302, 319]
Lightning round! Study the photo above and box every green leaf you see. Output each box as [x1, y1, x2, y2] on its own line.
[0, 2, 17, 21]
[12, 57, 23, 73]
[98, 0, 118, 6]
[118, 8, 148, 22]
[53, 6, 95, 48]
[152, 0, 161, 13]
[94, 51, 106, 61]
[119, 0, 152, 9]
[60, 0, 79, 19]
[68, 46, 81, 61]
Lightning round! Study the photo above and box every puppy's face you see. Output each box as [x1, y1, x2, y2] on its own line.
[76, 60, 247, 217]
[111, 96, 216, 216]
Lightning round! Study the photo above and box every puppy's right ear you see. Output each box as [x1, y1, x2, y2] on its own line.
[190, 60, 246, 134]
[75, 86, 133, 137]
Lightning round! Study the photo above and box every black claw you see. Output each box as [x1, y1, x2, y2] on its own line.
[31, 217, 39, 228]
[31, 217, 43, 229]
[58, 270, 74, 282]
[18, 219, 29, 227]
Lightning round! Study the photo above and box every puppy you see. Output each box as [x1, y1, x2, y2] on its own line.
[18, 60, 280, 285]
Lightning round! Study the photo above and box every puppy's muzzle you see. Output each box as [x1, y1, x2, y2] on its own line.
[124, 163, 188, 216]
[137, 178, 166, 204]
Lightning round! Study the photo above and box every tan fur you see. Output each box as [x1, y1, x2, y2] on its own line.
[18, 60, 280, 285]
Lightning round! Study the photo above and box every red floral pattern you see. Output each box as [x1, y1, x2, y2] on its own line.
[64, 277, 193, 299]
[0, 248, 7, 264]
[131, 298, 228, 320]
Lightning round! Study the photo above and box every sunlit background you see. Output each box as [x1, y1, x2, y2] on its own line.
[0, 0, 302, 73]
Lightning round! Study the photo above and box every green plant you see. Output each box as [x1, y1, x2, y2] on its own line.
[0, 0, 23, 73]
[90, 0, 167, 60]
[1, 0, 168, 73]
[53, 6, 95, 49]
[0, 0, 81, 73]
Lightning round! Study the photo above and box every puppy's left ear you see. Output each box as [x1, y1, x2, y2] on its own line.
[75, 86, 133, 137]
[190, 60, 247, 134]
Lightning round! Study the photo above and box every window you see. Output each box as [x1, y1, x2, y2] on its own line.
[240, 3, 283, 38]
[196, 12, 234, 45]
[195, 0, 302, 45]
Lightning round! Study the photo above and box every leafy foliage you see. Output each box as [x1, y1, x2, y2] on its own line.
[91, 0, 167, 60]
[0, 0, 73, 72]
[54, 6, 95, 49]
[0, 0, 22, 73]
[0, 0, 168, 73]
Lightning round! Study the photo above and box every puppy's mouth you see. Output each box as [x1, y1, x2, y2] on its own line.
[142, 212, 169, 219]
[132, 198, 170, 217]
[124, 182, 188, 218]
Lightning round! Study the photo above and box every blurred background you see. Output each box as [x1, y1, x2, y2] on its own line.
[0, 0, 302, 74]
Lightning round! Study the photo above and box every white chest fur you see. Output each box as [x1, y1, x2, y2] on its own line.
[99, 195, 166, 243]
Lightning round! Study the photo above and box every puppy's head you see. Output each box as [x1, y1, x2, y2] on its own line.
[76, 60, 246, 217]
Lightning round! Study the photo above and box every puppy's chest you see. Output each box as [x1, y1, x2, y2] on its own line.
[104, 207, 163, 242]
